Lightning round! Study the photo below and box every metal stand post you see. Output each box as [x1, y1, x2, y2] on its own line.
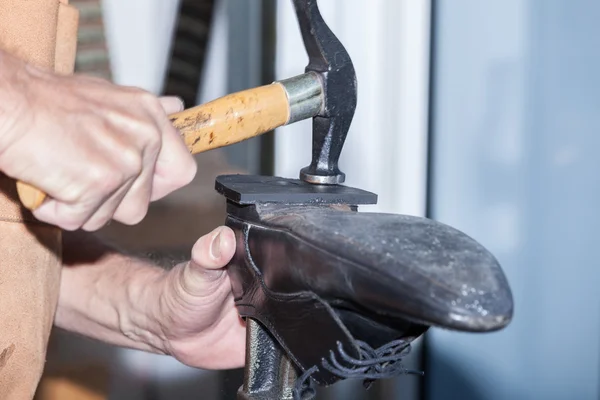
[237, 319, 312, 400]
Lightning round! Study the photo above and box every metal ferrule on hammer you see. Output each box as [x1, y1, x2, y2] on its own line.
[278, 72, 324, 125]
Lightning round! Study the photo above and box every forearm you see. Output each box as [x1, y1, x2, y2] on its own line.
[56, 231, 170, 354]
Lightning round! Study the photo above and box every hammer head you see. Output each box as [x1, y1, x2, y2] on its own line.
[292, 0, 357, 185]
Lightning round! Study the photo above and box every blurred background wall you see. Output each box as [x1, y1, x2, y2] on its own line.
[38, 0, 600, 399]
[425, 1, 600, 400]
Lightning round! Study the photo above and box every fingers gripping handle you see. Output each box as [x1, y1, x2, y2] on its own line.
[15, 83, 292, 211]
[17, 73, 324, 211]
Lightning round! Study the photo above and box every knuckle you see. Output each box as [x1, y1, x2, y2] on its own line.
[178, 156, 198, 186]
[113, 192, 150, 226]
[137, 91, 163, 114]
[119, 92, 163, 151]
[143, 129, 162, 155]
[53, 206, 87, 231]
[130, 207, 149, 225]
[127, 118, 161, 152]
[119, 147, 144, 177]
[61, 221, 83, 231]
[165, 151, 197, 185]
[117, 204, 149, 226]
[87, 162, 122, 192]
[82, 218, 109, 232]
[60, 184, 86, 204]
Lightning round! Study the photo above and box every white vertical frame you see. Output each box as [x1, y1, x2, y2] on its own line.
[101, 0, 181, 94]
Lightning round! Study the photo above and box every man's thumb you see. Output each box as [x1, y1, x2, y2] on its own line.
[192, 226, 236, 268]
[178, 226, 236, 294]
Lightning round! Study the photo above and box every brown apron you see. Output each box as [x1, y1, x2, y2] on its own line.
[0, 1, 78, 398]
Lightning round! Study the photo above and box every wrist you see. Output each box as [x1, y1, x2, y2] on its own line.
[114, 258, 170, 354]
[56, 245, 172, 355]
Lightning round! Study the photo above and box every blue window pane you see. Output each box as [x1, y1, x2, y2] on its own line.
[427, 1, 600, 399]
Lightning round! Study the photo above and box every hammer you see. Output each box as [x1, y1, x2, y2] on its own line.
[17, 0, 356, 211]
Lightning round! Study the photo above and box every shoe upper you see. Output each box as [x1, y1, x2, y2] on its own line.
[236, 204, 513, 334]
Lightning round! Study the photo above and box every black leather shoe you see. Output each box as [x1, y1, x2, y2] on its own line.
[217, 175, 514, 387]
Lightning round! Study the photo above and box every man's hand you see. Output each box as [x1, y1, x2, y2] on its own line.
[57, 226, 246, 370]
[0, 51, 196, 231]
[154, 226, 246, 369]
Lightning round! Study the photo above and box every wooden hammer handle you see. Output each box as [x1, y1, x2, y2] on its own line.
[172, 82, 290, 154]
[16, 82, 291, 210]
[16, 182, 47, 211]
